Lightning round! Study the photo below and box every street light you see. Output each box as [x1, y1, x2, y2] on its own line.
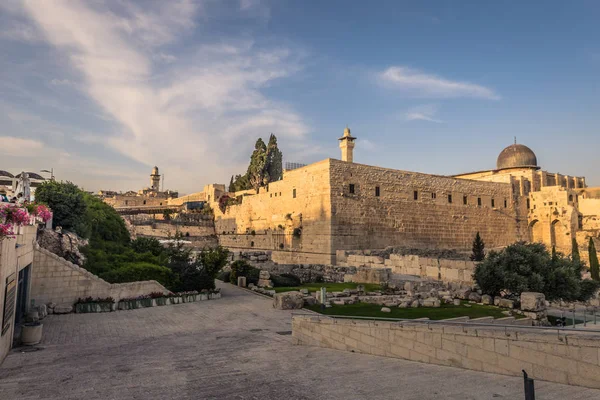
[40, 169, 54, 181]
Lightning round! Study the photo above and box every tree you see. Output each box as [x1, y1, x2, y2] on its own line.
[474, 241, 598, 301]
[470, 232, 486, 261]
[247, 138, 268, 191]
[589, 238, 600, 281]
[571, 238, 583, 272]
[228, 175, 235, 192]
[265, 133, 283, 182]
[35, 181, 87, 236]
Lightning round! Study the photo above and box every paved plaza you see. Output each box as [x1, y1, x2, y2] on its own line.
[1, 283, 600, 400]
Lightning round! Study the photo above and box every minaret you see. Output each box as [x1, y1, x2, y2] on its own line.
[150, 166, 161, 191]
[338, 126, 356, 162]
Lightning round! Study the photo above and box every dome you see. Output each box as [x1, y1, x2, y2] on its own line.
[15, 172, 45, 180]
[496, 144, 538, 170]
[151, 166, 159, 175]
[0, 170, 14, 178]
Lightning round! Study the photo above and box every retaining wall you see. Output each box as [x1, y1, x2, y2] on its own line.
[292, 315, 600, 389]
[337, 250, 475, 284]
[30, 246, 169, 305]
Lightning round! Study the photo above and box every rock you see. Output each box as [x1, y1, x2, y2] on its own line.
[481, 295, 493, 305]
[248, 283, 255, 289]
[468, 292, 482, 303]
[381, 307, 391, 313]
[494, 297, 501, 306]
[464, 304, 472, 308]
[257, 279, 273, 288]
[453, 299, 461, 306]
[257, 254, 268, 261]
[303, 296, 317, 306]
[384, 302, 399, 307]
[53, 304, 73, 314]
[442, 296, 453, 304]
[520, 292, 546, 312]
[273, 291, 304, 310]
[300, 288, 309, 295]
[259, 270, 271, 280]
[438, 291, 451, 297]
[422, 298, 441, 308]
[411, 300, 420, 308]
[356, 284, 365, 293]
[398, 301, 411, 308]
[501, 310, 512, 316]
[455, 288, 472, 300]
[404, 282, 414, 292]
[498, 299, 515, 309]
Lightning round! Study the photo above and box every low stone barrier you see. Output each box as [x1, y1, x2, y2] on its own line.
[292, 315, 600, 389]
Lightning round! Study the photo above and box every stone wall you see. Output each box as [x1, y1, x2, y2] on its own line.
[214, 160, 334, 264]
[250, 263, 356, 283]
[0, 225, 36, 364]
[329, 159, 527, 254]
[292, 315, 600, 389]
[337, 250, 476, 284]
[30, 246, 169, 305]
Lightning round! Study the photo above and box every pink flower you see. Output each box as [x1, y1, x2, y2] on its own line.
[0, 223, 15, 241]
[35, 204, 53, 223]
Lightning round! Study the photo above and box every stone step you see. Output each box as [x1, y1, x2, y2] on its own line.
[467, 317, 494, 323]
[493, 317, 515, 324]
[442, 316, 470, 323]
[511, 318, 533, 326]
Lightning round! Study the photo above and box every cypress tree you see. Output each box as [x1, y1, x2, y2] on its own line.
[470, 232, 486, 261]
[589, 238, 600, 281]
[265, 133, 283, 182]
[572, 238, 582, 272]
[247, 138, 268, 191]
[228, 175, 235, 192]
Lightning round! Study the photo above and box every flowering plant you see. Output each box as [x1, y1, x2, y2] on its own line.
[0, 223, 15, 241]
[35, 204, 53, 223]
[0, 204, 30, 226]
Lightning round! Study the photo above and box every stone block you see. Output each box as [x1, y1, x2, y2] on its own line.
[381, 307, 391, 313]
[481, 295, 493, 305]
[237, 276, 247, 287]
[273, 291, 304, 310]
[520, 292, 545, 312]
[53, 304, 73, 314]
[468, 292, 482, 302]
[498, 299, 514, 309]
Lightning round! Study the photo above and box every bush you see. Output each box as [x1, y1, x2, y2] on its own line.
[229, 260, 260, 285]
[217, 271, 231, 282]
[35, 181, 87, 236]
[100, 262, 173, 287]
[474, 242, 596, 301]
[271, 273, 301, 287]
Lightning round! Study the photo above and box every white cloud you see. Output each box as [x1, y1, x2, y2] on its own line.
[50, 78, 73, 86]
[380, 66, 500, 100]
[404, 104, 443, 123]
[360, 139, 377, 151]
[0, 136, 44, 154]
[11, 0, 311, 192]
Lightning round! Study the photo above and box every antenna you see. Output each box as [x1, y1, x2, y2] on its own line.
[162, 174, 164, 192]
[514, 136, 517, 145]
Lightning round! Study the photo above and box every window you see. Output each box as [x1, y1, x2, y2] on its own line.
[527, 198, 531, 209]
[569, 195, 574, 202]
[375, 186, 380, 197]
[275, 193, 278, 197]
[293, 189, 296, 198]
[125, 200, 128, 205]
[491, 199, 495, 208]
[431, 192, 437, 199]
[414, 191, 418, 200]
[504, 199, 508, 208]
[463, 195, 468, 205]
[477, 197, 482, 206]
[448, 194, 452, 204]
[349, 184, 355, 194]
[270, 194, 272, 198]
[143, 200, 146, 205]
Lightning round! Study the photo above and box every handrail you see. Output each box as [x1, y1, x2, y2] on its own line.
[290, 312, 600, 335]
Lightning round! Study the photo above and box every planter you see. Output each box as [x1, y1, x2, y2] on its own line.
[182, 294, 198, 303]
[75, 302, 115, 313]
[139, 298, 155, 308]
[199, 293, 208, 301]
[118, 299, 139, 310]
[21, 322, 43, 345]
[169, 297, 183, 305]
[155, 297, 168, 306]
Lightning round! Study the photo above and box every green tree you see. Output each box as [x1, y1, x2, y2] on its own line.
[470, 232, 486, 261]
[265, 133, 283, 182]
[228, 175, 235, 192]
[474, 241, 598, 301]
[589, 238, 600, 281]
[571, 238, 583, 272]
[100, 262, 173, 287]
[34, 181, 88, 236]
[247, 138, 268, 191]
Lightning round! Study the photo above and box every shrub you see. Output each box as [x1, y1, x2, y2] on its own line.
[474, 242, 596, 301]
[230, 260, 260, 285]
[271, 273, 301, 287]
[470, 232, 485, 261]
[100, 262, 173, 287]
[217, 271, 231, 282]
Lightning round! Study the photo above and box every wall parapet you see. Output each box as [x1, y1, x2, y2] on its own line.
[292, 314, 600, 389]
[31, 245, 169, 306]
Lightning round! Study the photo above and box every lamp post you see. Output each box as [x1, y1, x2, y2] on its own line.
[40, 168, 54, 181]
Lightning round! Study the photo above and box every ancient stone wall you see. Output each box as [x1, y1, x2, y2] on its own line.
[337, 250, 475, 284]
[292, 315, 600, 389]
[214, 160, 334, 264]
[329, 160, 527, 254]
[30, 246, 169, 306]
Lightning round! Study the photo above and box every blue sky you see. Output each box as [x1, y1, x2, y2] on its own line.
[1, 0, 598, 193]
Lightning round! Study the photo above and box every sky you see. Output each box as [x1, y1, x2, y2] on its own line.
[1, 0, 599, 193]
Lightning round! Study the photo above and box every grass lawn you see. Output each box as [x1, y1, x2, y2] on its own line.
[273, 282, 381, 294]
[306, 301, 519, 320]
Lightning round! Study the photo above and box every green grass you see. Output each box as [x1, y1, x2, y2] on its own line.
[273, 282, 381, 294]
[306, 301, 518, 320]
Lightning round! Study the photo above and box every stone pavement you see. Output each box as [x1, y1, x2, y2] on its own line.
[2, 283, 600, 400]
